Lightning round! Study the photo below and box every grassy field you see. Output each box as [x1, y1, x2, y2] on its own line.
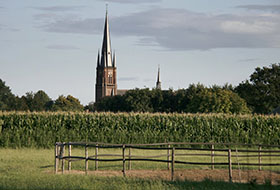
[0, 148, 280, 190]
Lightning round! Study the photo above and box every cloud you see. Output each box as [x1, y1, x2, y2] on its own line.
[37, 8, 280, 50]
[237, 5, 280, 13]
[99, 0, 161, 4]
[238, 58, 261, 62]
[46, 45, 80, 50]
[32, 6, 85, 12]
[220, 20, 276, 34]
[8, 28, 20, 32]
[118, 77, 139, 81]
[42, 17, 101, 34]
[0, 24, 19, 32]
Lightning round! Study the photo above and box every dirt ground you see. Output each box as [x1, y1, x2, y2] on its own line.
[59, 169, 280, 185]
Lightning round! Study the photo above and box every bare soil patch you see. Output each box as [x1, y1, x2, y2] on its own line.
[59, 169, 280, 184]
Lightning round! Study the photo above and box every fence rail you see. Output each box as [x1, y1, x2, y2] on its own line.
[54, 142, 280, 181]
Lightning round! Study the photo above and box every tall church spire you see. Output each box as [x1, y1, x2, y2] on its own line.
[95, 7, 117, 102]
[156, 65, 161, 90]
[100, 6, 113, 67]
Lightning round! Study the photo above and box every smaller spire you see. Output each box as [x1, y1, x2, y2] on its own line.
[156, 65, 161, 90]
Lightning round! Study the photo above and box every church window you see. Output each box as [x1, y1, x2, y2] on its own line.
[108, 72, 113, 84]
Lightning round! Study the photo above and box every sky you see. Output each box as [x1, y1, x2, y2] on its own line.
[0, 0, 279, 105]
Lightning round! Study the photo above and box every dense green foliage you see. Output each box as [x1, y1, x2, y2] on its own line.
[236, 63, 280, 114]
[0, 79, 16, 111]
[95, 85, 250, 114]
[0, 79, 83, 112]
[0, 112, 279, 148]
[52, 95, 84, 111]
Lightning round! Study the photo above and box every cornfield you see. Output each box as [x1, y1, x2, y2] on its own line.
[0, 112, 279, 148]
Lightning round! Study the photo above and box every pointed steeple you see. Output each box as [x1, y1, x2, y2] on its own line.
[156, 65, 161, 90]
[112, 51, 116, 67]
[100, 6, 113, 67]
[97, 49, 100, 66]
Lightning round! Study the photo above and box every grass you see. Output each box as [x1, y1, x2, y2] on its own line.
[0, 148, 279, 190]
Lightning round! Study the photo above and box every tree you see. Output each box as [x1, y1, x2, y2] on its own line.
[185, 84, 250, 114]
[123, 88, 153, 112]
[84, 102, 95, 112]
[150, 89, 164, 112]
[0, 79, 16, 110]
[52, 95, 83, 112]
[93, 85, 249, 114]
[236, 63, 280, 114]
[32, 90, 52, 111]
[13, 96, 29, 111]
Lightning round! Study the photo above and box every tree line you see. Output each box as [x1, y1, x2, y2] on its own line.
[95, 63, 280, 114]
[0, 83, 83, 112]
[1, 63, 279, 114]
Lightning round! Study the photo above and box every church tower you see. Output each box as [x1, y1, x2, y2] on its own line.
[95, 9, 117, 102]
[156, 65, 161, 90]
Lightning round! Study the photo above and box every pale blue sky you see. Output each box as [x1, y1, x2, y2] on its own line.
[0, 0, 279, 105]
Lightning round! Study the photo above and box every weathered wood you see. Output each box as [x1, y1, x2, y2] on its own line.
[95, 143, 98, 171]
[85, 144, 88, 175]
[258, 145, 262, 171]
[228, 149, 232, 182]
[61, 141, 280, 149]
[61, 144, 65, 174]
[55, 144, 58, 174]
[54, 141, 280, 177]
[171, 147, 175, 181]
[68, 144, 72, 171]
[211, 144, 214, 170]
[167, 144, 170, 170]
[128, 147, 131, 170]
[122, 144, 126, 177]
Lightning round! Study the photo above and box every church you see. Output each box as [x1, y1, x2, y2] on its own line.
[95, 10, 161, 102]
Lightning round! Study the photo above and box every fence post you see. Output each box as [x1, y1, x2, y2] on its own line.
[85, 144, 88, 175]
[95, 143, 98, 171]
[171, 147, 175, 181]
[61, 143, 65, 174]
[128, 147, 131, 170]
[122, 144, 126, 177]
[211, 144, 215, 170]
[55, 143, 59, 174]
[167, 144, 170, 170]
[228, 149, 232, 182]
[258, 145, 262, 171]
[68, 144, 72, 171]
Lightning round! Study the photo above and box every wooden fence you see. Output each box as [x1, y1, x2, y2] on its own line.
[54, 142, 280, 181]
